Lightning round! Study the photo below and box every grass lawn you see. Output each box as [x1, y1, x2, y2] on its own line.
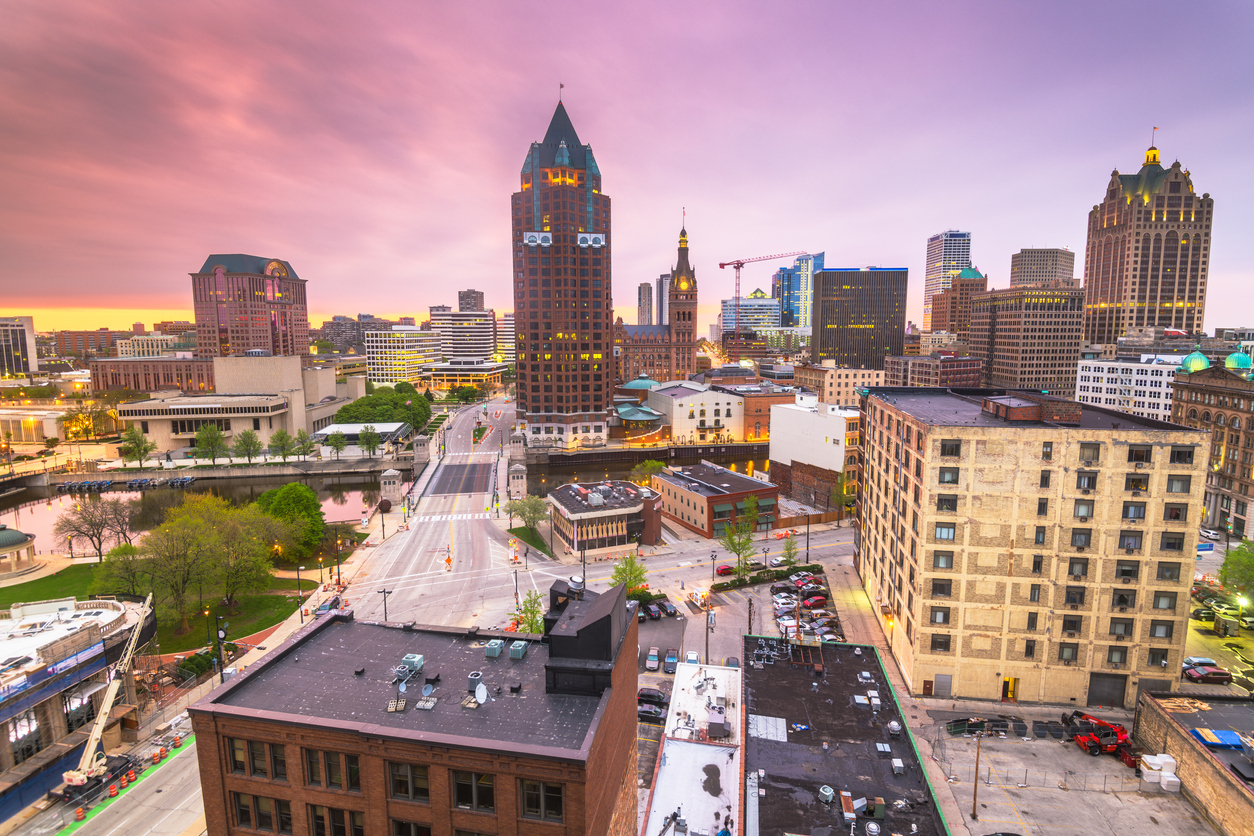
[508, 526, 553, 558]
[472, 426, 488, 443]
[0, 563, 96, 610]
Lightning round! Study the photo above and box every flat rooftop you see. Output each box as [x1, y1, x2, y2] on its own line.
[1144, 693, 1254, 781]
[866, 387, 1195, 432]
[656, 463, 773, 497]
[201, 615, 606, 760]
[643, 738, 740, 836]
[548, 481, 647, 516]
[742, 637, 946, 836]
[664, 661, 742, 744]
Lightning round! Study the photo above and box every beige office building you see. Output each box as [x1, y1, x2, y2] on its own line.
[1010, 248, 1076, 287]
[968, 282, 1085, 398]
[857, 388, 1207, 708]
[793, 360, 882, 407]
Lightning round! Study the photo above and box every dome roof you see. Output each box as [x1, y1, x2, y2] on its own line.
[622, 374, 660, 390]
[1225, 351, 1252, 371]
[0, 524, 33, 551]
[1179, 347, 1211, 374]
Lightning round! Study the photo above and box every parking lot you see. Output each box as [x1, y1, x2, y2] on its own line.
[635, 600, 688, 791]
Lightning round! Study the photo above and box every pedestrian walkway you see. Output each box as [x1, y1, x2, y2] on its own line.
[409, 512, 490, 523]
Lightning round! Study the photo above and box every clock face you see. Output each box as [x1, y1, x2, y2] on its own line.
[679, 279, 689, 290]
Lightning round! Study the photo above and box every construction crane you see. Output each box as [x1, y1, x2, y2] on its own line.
[63, 593, 153, 786]
[718, 251, 807, 363]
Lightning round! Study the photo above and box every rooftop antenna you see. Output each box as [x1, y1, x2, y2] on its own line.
[559, 82, 564, 103]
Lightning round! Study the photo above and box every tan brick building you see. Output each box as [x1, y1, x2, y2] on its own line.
[792, 360, 882, 407]
[968, 281, 1085, 398]
[189, 584, 638, 836]
[857, 388, 1208, 708]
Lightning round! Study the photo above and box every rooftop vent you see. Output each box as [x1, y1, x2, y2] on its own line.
[509, 682, 522, 694]
[510, 641, 528, 659]
[485, 640, 505, 658]
[588, 493, 605, 507]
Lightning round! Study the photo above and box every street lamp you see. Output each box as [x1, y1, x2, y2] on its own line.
[335, 534, 343, 585]
[710, 550, 717, 582]
[67, 535, 73, 560]
[378, 588, 392, 621]
[296, 565, 305, 624]
[317, 557, 324, 585]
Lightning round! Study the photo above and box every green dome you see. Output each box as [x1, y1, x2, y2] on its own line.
[0, 525, 33, 551]
[622, 374, 660, 390]
[1179, 347, 1211, 374]
[1225, 351, 1252, 371]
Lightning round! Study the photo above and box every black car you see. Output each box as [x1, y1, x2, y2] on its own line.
[771, 582, 796, 594]
[637, 687, 669, 706]
[645, 603, 662, 620]
[1191, 607, 1215, 620]
[658, 600, 678, 617]
[637, 605, 648, 623]
[638, 704, 666, 723]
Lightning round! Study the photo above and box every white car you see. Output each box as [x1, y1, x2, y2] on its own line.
[773, 593, 799, 605]
[777, 617, 798, 629]
[770, 556, 789, 567]
[1200, 528, 1222, 541]
[1182, 655, 1218, 671]
[684, 651, 700, 664]
[1212, 602, 1240, 616]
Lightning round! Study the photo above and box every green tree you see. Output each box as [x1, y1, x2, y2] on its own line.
[119, 424, 158, 467]
[43, 437, 59, 453]
[333, 386, 431, 427]
[717, 494, 760, 582]
[294, 428, 317, 461]
[143, 510, 209, 632]
[503, 495, 547, 533]
[325, 430, 348, 461]
[212, 503, 290, 609]
[629, 459, 665, 485]
[92, 544, 151, 598]
[475, 382, 494, 401]
[54, 498, 114, 561]
[779, 534, 799, 570]
[358, 425, 381, 458]
[256, 483, 326, 557]
[365, 380, 376, 395]
[455, 386, 479, 403]
[609, 553, 649, 593]
[395, 381, 417, 396]
[312, 339, 336, 354]
[1220, 540, 1254, 598]
[194, 423, 229, 464]
[830, 473, 856, 526]
[231, 429, 264, 464]
[423, 389, 435, 402]
[268, 428, 295, 462]
[515, 590, 545, 634]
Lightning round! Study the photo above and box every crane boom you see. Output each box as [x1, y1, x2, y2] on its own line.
[63, 593, 153, 786]
[717, 251, 807, 363]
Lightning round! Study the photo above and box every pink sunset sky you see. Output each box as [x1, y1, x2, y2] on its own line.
[2, 1, 1252, 335]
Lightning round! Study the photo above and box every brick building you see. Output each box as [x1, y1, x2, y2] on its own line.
[90, 356, 215, 392]
[968, 281, 1085, 398]
[883, 355, 984, 388]
[192, 255, 309, 358]
[927, 267, 986, 342]
[652, 461, 779, 538]
[189, 587, 638, 836]
[768, 393, 860, 517]
[710, 381, 803, 441]
[54, 328, 130, 357]
[791, 361, 882, 407]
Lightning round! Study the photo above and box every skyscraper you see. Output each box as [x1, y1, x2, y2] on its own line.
[968, 281, 1085, 398]
[922, 231, 972, 331]
[458, 288, 485, 312]
[614, 228, 698, 382]
[510, 102, 612, 445]
[1010, 248, 1075, 286]
[771, 253, 825, 328]
[637, 282, 653, 325]
[428, 308, 496, 360]
[812, 268, 907, 370]
[928, 268, 987, 342]
[1082, 144, 1214, 344]
[656, 273, 670, 327]
[191, 255, 309, 357]
[0, 316, 37, 378]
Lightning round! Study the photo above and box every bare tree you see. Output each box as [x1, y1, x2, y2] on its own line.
[54, 499, 114, 561]
[101, 498, 140, 546]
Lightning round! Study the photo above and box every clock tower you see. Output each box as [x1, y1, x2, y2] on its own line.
[668, 227, 698, 378]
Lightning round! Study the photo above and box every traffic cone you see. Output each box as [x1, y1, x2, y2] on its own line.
[173, 735, 182, 748]
[127, 770, 135, 782]
[108, 785, 117, 798]
[75, 809, 85, 821]
[120, 775, 128, 789]
[152, 752, 160, 764]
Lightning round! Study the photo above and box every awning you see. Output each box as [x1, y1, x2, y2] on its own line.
[757, 498, 777, 507]
[713, 503, 733, 513]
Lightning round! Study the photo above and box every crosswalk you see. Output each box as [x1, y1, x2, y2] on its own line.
[409, 513, 491, 523]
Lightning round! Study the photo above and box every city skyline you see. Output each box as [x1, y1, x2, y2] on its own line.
[2, 2, 1251, 337]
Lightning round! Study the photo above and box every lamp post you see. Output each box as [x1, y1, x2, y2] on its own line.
[215, 616, 229, 684]
[761, 546, 769, 572]
[335, 534, 342, 586]
[317, 557, 324, 585]
[205, 607, 212, 647]
[296, 565, 305, 624]
[710, 551, 717, 582]
[68, 535, 73, 560]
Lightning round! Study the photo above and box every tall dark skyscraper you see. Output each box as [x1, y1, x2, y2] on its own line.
[812, 268, 907, 370]
[510, 103, 611, 446]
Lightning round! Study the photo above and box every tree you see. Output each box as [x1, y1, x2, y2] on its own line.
[294, 429, 317, 461]
[100, 497, 140, 546]
[629, 459, 665, 485]
[609, 553, 649, 593]
[92, 544, 151, 598]
[779, 534, 799, 570]
[256, 483, 326, 557]
[143, 512, 209, 632]
[268, 428, 295, 462]
[231, 429, 264, 464]
[43, 437, 59, 453]
[212, 504, 290, 609]
[333, 386, 431, 428]
[54, 499, 114, 561]
[311, 339, 336, 354]
[358, 425, 381, 458]
[515, 590, 545, 634]
[423, 389, 435, 402]
[194, 423, 229, 464]
[1220, 540, 1254, 598]
[830, 473, 856, 526]
[475, 382, 494, 401]
[454, 386, 479, 403]
[503, 495, 547, 533]
[395, 381, 417, 396]
[118, 424, 158, 468]
[326, 430, 348, 461]
[717, 494, 760, 582]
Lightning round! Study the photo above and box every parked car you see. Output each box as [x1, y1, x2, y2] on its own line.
[638, 704, 667, 723]
[770, 582, 796, 594]
[1240, 615, 1254, 630]
[789, 572, 815, 583]
[1212, 602, 1240, 616]
[747, 561, 767, 572]
[802, 596, 828, 609]
[638, 605, 648, 623]
[637, 687, 669, 706]
[664, 648, 679, 674]
[645, 646, 660, 671]
[716, 564, 735, 576]
[777, 617, 798, 629]
[773, 593, 799, 604]
[658, 600, 678, 617]
[1182, 656, 1218, 672]
[1200, 528, 1222, 541]
[807, 609, 835, 620]
[1190, 608, 1215, 620]
[645, 603, 662, 620]
[685, 651, 700, 664]
[724, 656, 740, 669]
[798, 583, 826, 596]
[770, 555, 790, 567]
[1184, 666, 1233, 685]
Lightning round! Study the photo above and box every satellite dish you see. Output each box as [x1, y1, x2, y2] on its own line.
[475, 683, 488, 705]
[399, 682, 407, 693]
[422, 684, 433, 697]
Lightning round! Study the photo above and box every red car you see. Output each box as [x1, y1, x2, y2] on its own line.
[1183, 666, 1232, 685]
[802, 596, 828, 609]
[716, 564, 734, 576]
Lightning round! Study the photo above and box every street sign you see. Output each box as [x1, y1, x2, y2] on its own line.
[1197, 543, 1215, 552]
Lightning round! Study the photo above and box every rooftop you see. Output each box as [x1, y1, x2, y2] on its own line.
[548, 481, 649, 517]
[202, 615, 607, 760]
[663, 661, 742, 744]
[642, 738, 740, 836]
[656, 462, 773, 498]
[197, 254, 300, 280]
[1144, 693, 1254, 781]
[0, 599, 144, 695]
[117, 394, 286, 413]
[742, 637, 946, 836]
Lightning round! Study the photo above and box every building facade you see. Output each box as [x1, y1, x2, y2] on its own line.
[636, 283, 652, 326]
[770, 252, 824, 329]
[90, 356, 215, 392]
[510, 103, 612, 445]
[429, 309, 495, 361]
[968, 281, 1085, 398]
[0, 317, 37, 378]
[117, 334, 179, 358]
[719, 289, 780, 335]
[1083, 145, 1214, 345]
[857, 388, 1207, 708]
[652, 461, 779, 539]
[1010, 247, 1076, 286]
[792, 361, 883, 407]
[922, 231, 971, 332]
[646, 382, 742, 444]
[457, 288, 485, 312]
[655, 273, 669, 328]
[548, 481, 660, 557]
[1076, 356, 1180, 423]
[53, 329, 130, 358]
[495, 313, 516, 363]
[710, 381, 802, 441]
[812, 268, 907, 370]
[153, 320, 197, 336]
[884, 355, 984, 388]
[768, 393, 860, 514]
[191, 255, 309, 358]
[614, 228, 698, 385]
[927, 268, 986, 342]
[365, 327, 441, 385]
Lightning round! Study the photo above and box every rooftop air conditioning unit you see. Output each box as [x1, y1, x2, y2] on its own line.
[402, 654, 425, 674]
[818, 785, 835, 804]
[485, 640, 504, 658]
[509, 641, 528, 659]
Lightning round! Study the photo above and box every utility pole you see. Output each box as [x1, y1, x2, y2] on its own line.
[378, 588, 393, 622]
[971, 733, 983, 820]
[215, 616, 228, 685]
[747, 598, 754, 635]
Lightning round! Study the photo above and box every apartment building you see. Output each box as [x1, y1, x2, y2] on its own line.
[365, 326, 441, 385]
[792, 361, 883, 407]
[1075, 356, 1179, 422]
[768, 393, 860, 515]
[857, 387, 1208, 708]
[884, 355, 984, 388]
[968, 281, 1085, 398]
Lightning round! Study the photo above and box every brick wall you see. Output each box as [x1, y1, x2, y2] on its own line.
[1133, 692, 1254, 836]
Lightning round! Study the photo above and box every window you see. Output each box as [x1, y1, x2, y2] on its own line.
[1128, 445, 1152, 463]
[521, 780, 564, 822]
[305, 749, 321, 786]
[940, 439, 961, 457]
[935, 523, 955, 541]
[1123, 502, 1146, 519]
[1108, 646, 1128, 665]
[346, 755, 360, 792]
[271, 744, 286, 781]
[1042, 441, 1053, 460]
[1167, 475, 1192, 493]
[1170, 447, 1194, 464]
[1079, 442, 1101, 461]
[1024, 639, 1036, 658]
[1076, 472, 1097, 490]
[1112, 589, 1136, 608]
[1065, 586, 1085, 605]
[1148, 648, 1169, 667]
[308, 807, 364, 836]
[390, 763, 430, 802]
[1163, 503, 1187, 521]
[1068, 557, 1089, 576]
[1062, 615, 1082, 633]
[1032, 555, 1043, 574]
[1119, 532, 1143, 551]
[1029, 584, 1041, 602]
[937, 495, 957, 512]
[235, 792, 252, 828]
[1115, 560, 1140, 580]
[933, 551, 953, 569]
[393, 824, 433, 836]
[1034, 526, 1046, 545]
[1153, 591, 1178, 610]
[1157, 562, 1181, 581]
[1110, 618, 1134, 636]
[1125, 475, 1150, 491]
[1037, 498, 1049, 516]
[255, 798, 274, 831]
[931, 579, 952, 597]
[1071, 529, 1092, 548]
[1160, 533, 1185, 551]
[1058, 643, 1078, 661]
[453, 772, 495, 812]
[939, 467, 959, 484]
[325, 753, 342, 789]
[1074, 499, 1094, 518]
[1026, 611, 1038, 629]
[930, 634, 951, 652]
[1040, 470, 1051, 488]
[230, 738, 247, 774]
[248, 740, 268, 778]
[930, 607, 950, 625]
[1150, 620, 1174, 639]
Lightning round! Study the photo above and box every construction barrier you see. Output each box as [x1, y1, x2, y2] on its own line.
[152, 752, 160, 764]
[120, 775, 128, 789]
[127, 769, 135, 782]
[75, 809, 85, 821]
[159, 747, 168, 760]
[173, 735, 182, 748]
[108, 785, 117, 798]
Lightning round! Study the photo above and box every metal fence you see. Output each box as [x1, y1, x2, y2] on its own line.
[942, 763, 1147, 794]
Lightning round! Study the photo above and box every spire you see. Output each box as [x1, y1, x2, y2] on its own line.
[674, 226, 692, 277]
